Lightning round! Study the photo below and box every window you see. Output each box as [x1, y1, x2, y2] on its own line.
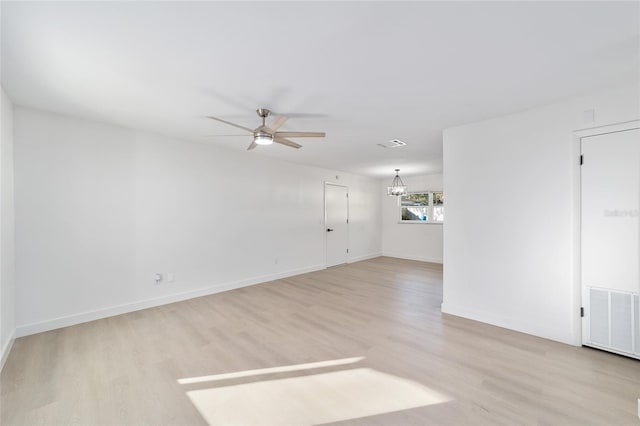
[400, 192, 444, 223]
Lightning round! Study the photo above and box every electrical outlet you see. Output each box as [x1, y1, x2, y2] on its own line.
[274, 257, 278, 265]
[167, 273, 175, 283]
[154, 273, 162, 284]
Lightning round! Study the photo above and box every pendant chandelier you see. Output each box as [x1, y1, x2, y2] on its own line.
[387, 169, 407, 196]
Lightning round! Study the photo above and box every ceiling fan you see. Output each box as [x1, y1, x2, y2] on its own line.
[207, 108, 325, 150]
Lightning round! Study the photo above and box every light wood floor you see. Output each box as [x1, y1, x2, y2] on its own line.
[2, 257, 639, 425]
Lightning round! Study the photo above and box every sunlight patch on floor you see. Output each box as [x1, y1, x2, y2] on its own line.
[178, 357, 365, 385]
[185, 367, 451, 426]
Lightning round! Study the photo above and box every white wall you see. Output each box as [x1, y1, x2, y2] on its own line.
[442, 84, 640, 345]
[1, 88, 16, 368]
[14, 108, 382, 336]
[381, 174, 443, 263]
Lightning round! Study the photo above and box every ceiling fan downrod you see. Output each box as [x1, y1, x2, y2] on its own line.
[257, 108, 271, 127]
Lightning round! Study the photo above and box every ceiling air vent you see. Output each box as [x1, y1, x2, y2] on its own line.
[377, 139, 407, 148]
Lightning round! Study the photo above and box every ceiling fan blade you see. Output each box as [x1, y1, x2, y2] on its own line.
[266, 115, 288, 133]
[274, 131, 325, 138]
[274, 137, 302, 149]
[202, 134, 248, 137]
[206, 116, 254, 133]
[247, 141, 257, 150]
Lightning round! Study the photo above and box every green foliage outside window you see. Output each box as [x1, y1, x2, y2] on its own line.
[401, 193, 429, 206]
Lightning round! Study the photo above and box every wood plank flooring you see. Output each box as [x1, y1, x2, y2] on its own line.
[1, 257, 639, 425]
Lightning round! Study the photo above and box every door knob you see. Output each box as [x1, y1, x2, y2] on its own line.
[327, 228, 334, 232]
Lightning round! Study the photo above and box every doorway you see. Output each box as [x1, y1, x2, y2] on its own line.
[581, 124, 640, 359]
[325, 183, 349, 267]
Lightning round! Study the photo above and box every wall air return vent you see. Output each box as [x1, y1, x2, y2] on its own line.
[377, 139, 407, 148]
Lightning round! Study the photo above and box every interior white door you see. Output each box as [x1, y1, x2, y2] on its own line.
[325, 184, 349, 267]
[581, 127, 640, 358]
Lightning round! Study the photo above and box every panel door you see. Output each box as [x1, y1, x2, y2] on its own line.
[325, 184, 349, 267]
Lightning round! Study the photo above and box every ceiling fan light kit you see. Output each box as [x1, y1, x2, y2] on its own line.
[253, 132, 273, 145]
[207, 108, 325, 150]
[387, 169, 407, 196]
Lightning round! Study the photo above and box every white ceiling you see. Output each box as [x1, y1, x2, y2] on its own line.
[2, 1, 638, 178]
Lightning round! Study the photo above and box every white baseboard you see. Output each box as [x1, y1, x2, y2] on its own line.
[348, 252, 382, 263]
[382, 252, 443, 264]
[16, 264, 326, 338]
[441, 302, 577, 346]
[0, 329, 15, 372]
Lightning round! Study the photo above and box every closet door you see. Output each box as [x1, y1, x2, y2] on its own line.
[581, 127, 640, 358]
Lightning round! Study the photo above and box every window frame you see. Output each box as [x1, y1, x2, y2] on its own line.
[398, 191, 444, 225]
